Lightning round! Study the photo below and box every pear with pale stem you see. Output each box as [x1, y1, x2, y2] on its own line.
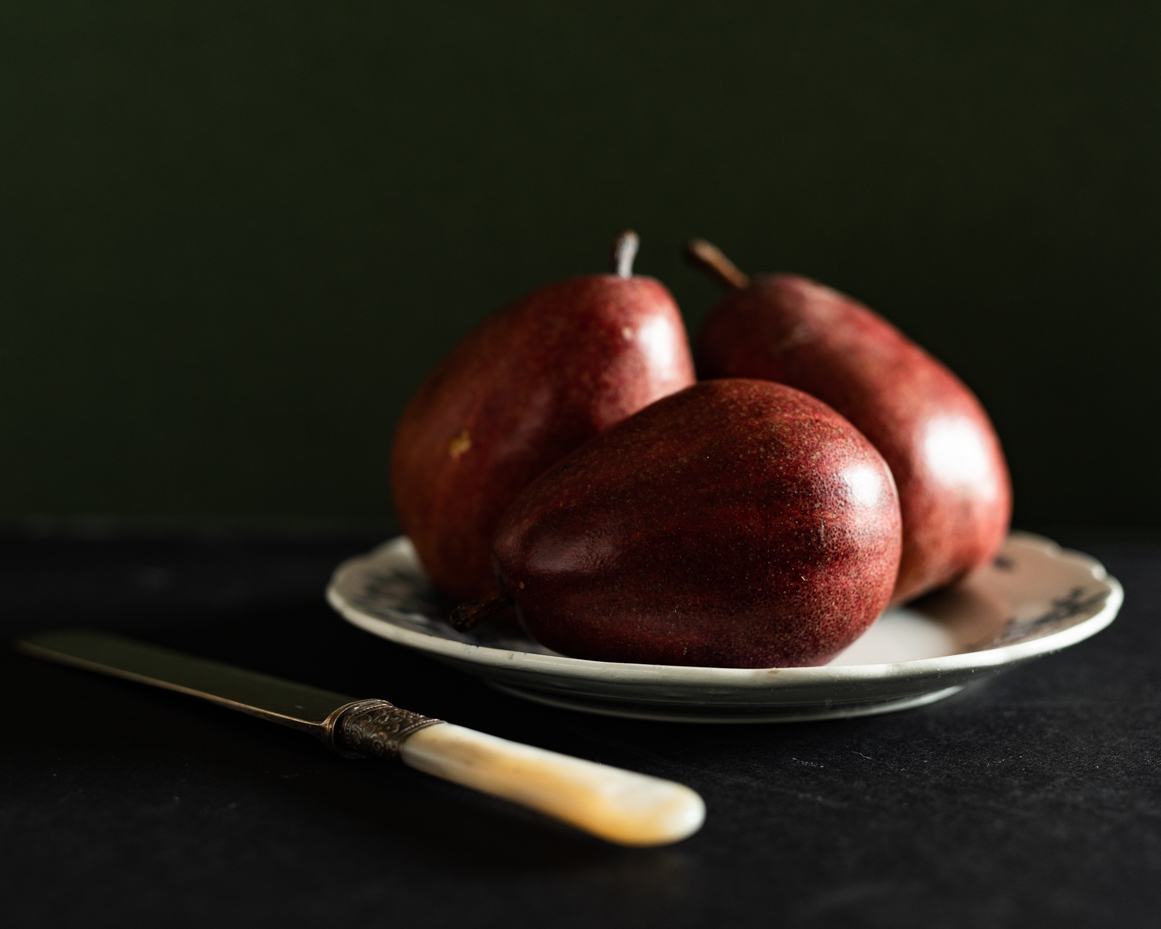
[391, 232, 695, 603]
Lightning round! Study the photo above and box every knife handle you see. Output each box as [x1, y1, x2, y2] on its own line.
[329, 698, 704, 846]
[398, 723, 705, 847]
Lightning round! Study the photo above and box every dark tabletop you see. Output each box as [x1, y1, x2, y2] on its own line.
[3, 528, 1159, 928]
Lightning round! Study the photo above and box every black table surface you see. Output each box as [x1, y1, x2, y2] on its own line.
[3, 528, 1159, 928]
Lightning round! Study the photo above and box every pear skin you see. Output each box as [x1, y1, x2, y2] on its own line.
[492, 380, 903, 668]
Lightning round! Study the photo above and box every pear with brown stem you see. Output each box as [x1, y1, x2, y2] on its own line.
[686, 239, 1011, 604]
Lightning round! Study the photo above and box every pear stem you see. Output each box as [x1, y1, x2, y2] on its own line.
[449, 591, 514, 633]
[612, 230, 639, 278]
[684, 239, 751, 290]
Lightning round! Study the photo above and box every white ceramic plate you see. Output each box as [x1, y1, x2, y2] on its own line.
[326, 533, 1122, 723]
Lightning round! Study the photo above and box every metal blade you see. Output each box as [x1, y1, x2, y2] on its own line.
[15, 629, 355, 735]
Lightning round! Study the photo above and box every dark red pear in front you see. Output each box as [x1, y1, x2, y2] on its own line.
[489, 380, 903, 668]
[391, 233, 695, 603]
[688, 240, 1012, 604]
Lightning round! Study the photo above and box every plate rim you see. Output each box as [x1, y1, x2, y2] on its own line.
[485, 681, 970, 724]
[326, 531, 1123, 687]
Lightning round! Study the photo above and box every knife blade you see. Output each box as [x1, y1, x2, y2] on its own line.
[15, 629, 704, 847]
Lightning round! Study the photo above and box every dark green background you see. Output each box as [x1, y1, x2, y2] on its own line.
[3, 1, 1159, 528]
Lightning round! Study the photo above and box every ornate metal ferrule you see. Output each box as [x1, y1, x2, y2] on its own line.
[325, 698, 443, 760]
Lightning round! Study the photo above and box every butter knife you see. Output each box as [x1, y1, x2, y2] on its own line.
[15, 629, 704, 846]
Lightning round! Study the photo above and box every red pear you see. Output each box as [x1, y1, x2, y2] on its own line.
[688, 240, 1012, 603]
[457, 380, 902, 669]
[392, 233, 695, 602]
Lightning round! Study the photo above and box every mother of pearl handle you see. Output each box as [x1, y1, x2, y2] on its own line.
[399, 723, 705, 847]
